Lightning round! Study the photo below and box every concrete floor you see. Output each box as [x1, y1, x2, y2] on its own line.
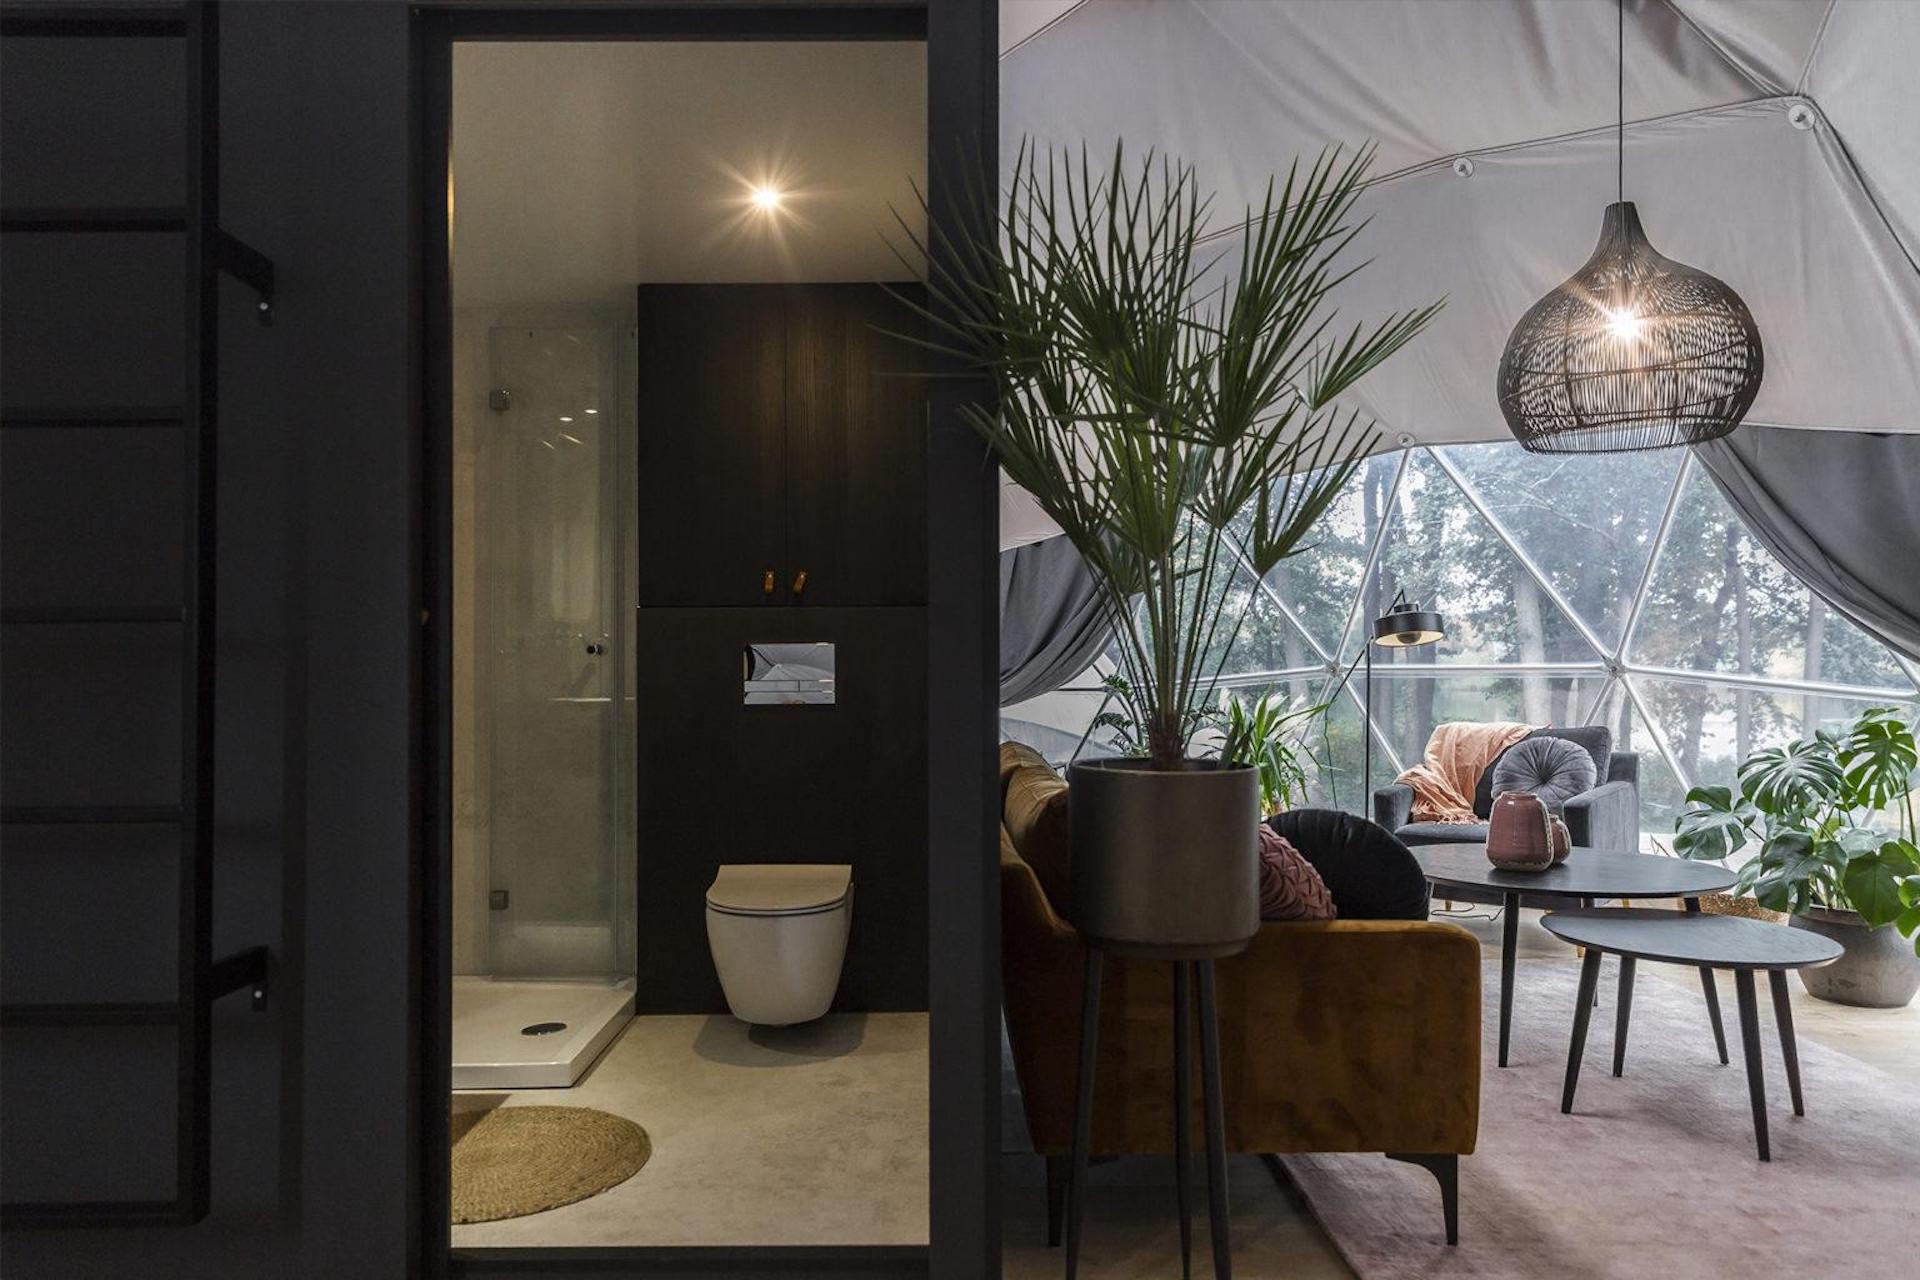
[445, 911, 1917, 1264]
[449, 1011, 928, 1249]
[1001, 903, 1920, 1279]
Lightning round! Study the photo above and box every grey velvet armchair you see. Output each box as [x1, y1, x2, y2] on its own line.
[1373, 726, 1641, 854]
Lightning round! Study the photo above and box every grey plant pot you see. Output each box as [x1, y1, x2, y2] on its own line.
[1066, 757, 1260, 959]
[1791, 907, 1920, 1009]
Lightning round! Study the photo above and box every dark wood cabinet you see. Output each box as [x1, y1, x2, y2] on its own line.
[635, 285, 788, 607]
[635, 282, 926, 608]
[784, 284, 927, 606]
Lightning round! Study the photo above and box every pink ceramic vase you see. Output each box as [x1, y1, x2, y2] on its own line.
[1549, 815, 1572, 864]
[1487, 791, 1554, 871]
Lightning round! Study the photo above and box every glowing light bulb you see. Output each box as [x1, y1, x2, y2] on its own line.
[1604, 305, 1642, 343]
[750, 185, 782, 212]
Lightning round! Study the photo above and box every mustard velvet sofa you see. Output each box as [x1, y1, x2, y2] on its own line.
[998, 743, 1482, 1245]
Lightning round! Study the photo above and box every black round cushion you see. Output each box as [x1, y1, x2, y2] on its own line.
[1490, 735, 1596, 814]
[1265, 809, 1429, 921]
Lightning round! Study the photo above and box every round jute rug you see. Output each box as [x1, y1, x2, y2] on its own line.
[450, 1106, 651, 1224]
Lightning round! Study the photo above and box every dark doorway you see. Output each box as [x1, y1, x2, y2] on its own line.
[417, 5, 998, 1277]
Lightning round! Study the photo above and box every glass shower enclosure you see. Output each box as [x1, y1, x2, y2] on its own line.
[453, 324, 637, 1089]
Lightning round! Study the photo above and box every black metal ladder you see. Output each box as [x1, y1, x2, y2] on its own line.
[1, 0, 272, 1228]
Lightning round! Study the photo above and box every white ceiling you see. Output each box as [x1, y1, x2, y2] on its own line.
[451, 41, 926, 309]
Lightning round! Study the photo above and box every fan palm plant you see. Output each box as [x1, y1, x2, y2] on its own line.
[899, 141, 1439, 768]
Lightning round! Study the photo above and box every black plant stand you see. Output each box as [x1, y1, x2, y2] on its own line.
[1066, 946, 1233, 1280]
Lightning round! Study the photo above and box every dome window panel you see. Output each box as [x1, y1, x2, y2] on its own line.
[1628, 462, 1912, 690]
[1436, 442, 1682, 654]
[1338, 452, 1597, 667]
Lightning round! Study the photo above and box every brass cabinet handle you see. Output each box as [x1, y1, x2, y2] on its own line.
[763, 570, 776, 597]
[791, 570, 808, 598]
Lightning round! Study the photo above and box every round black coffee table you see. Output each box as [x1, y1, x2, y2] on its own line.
[1541, 908, 1843, 1160]
[1411, 844, 1737, 1068]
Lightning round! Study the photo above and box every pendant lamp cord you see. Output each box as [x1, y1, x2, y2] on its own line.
[1617, 0, 1625, 204]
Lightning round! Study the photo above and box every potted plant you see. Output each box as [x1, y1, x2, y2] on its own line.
[1674, 705, 1920, 1007]
[1094, 676, 1328, 819]
[901, 143, 1437, 954]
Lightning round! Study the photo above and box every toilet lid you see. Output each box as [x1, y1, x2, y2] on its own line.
[706, 864, 852, 916]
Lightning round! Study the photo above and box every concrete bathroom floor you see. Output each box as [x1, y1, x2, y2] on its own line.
[449, 1011, 929, 1249]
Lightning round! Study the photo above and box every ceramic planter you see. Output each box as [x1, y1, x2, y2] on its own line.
[1791, 907, 1920, 1008]
[1066, 757, 1260, 958]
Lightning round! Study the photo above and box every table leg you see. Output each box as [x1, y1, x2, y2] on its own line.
[1197, 960, 1232, 1280]
[1769, 968, 1804, 1117]
[1499, 891, 1518, 1067]
[1612, 956, 1636, 1077]
[1581, 898, 1599, 1007]
[1173, 961, 1194, 1280]
[1561, 948, 1604, 1114]
[1734, 968, 1770, 1162]
[1685, 897, 1730, 1063]
[1066, 947, 1104, 1279]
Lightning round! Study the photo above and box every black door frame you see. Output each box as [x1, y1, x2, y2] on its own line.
[414, 5, 999, 1277]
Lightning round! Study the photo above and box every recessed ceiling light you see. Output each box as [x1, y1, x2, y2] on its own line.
[583, 408, 598, 415]
[559, 415, 574, 423]
[751, 184, 782, 212]
[559, 432, 584, 445]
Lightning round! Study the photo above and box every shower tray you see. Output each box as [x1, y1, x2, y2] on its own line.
[452, 976, 634, 1089]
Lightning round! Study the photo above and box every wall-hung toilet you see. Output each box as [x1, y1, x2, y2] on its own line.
[705, 864, 853, 1026]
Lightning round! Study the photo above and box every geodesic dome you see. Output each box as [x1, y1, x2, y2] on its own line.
[994, 0, 1920, 537]
[993, 1, 1920, 837]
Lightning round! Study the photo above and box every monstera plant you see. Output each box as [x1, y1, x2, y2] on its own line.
[1675, 705, 1920, 1005]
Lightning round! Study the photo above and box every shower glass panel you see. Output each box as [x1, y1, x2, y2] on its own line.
[483, 326, 634, 978]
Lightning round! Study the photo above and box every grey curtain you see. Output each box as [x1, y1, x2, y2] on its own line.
[999, 535, 1112, 706]
[1694, 428, 1920, 663]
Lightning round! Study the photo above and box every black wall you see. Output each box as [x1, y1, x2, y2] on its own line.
[0, 3, 996, 1278]
[636, 607, 928, 1014]
[632, 283, 930, 1016]
[2, 3, 419, 1276]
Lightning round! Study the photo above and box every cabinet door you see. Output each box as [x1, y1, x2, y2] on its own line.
[783, 284, 928, 606]
[636, 285, 787, 606]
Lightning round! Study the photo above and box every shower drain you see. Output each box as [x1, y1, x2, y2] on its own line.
[520, 1021, 567, 1036]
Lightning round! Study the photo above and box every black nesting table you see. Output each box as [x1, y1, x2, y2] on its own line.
[1541, 908, 1843, 1160]
[1411, 844, 1737, 1067]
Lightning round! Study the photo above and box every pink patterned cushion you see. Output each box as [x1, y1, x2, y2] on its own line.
[1257, 826, 1337, 921]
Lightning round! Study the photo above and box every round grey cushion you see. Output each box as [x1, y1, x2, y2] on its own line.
[1490, 735, 1597, 814]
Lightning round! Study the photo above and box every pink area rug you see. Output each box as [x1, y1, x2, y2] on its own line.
[1281, 958, 1920, 1279]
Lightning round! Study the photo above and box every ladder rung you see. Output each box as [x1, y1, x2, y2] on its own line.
[0, 1200, 186, 1229]
[0, 407, 184, 430]
[1, 805, 184, 826]
[0, 6, 186, 38]
[1, 606, 185, 624]
[1, 207, 187, 234]
[0, 1001, 180, 1027]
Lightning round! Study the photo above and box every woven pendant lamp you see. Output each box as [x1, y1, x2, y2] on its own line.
[1497, 0, 1763, 454]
